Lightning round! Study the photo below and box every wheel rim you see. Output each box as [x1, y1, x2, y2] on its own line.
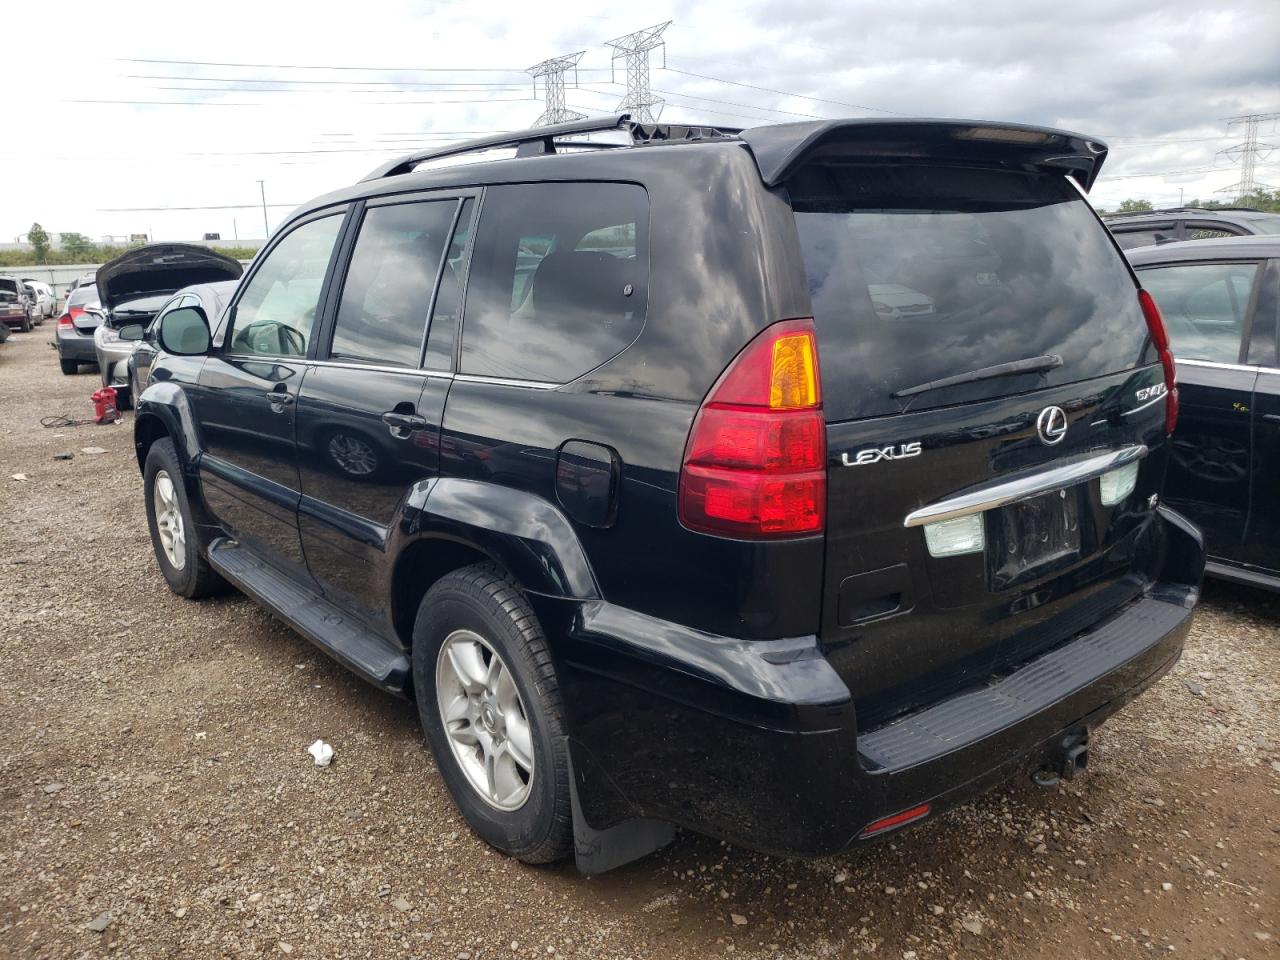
[435, 629, 534, 811]
[327, 434, 377, 476]
[152, 470, 186, 570]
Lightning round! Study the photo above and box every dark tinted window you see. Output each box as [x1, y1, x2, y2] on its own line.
[1138, 261, 1259, 364]
[791, 165, 1148, 419]
[460, 182, 647, 382]
[424, 198, 476, 371]
[331, 200, 456, 366]
[1113, 228, 1178, 250]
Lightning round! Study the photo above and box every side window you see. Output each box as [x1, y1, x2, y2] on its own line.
[329, 200, 456, 367]
[1113, 227, 1178, 250]
[228, 214, 343, 358]
[1139, 262, 1261, 364]
[460, 182, 648, 382]
[424, 197, 476, 371]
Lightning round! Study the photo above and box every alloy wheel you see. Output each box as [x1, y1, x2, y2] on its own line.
[435, 629, 534, 811]
[152, 470, 186, 570]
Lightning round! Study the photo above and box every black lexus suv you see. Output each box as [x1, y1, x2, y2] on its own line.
[134, 114, 1204, 872]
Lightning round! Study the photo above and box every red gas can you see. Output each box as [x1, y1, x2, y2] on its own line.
[92, 386, 119, 424]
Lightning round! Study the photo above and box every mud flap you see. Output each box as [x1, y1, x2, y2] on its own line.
[565, 746, 675, 875]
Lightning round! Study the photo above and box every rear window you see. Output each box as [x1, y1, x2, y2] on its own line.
[68, 285, 99, 306]
[791, 165, 1149, 419]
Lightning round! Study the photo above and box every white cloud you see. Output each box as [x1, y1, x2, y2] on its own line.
[2, 0, 1276, 242]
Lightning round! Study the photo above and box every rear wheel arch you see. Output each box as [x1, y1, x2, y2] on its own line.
[391, 537, 496, 650]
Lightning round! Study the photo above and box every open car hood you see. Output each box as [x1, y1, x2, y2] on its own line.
[96, 244, 243, 312]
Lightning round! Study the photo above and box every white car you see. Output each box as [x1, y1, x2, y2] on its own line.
[22, 280, 57, 320]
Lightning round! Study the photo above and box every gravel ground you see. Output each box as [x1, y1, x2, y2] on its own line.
[0, 330, 1277, 960]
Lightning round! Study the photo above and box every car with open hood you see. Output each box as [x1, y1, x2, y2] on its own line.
[94, 244, 242, 407]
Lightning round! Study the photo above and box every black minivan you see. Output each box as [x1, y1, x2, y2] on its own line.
[134, 114, 1204, 872]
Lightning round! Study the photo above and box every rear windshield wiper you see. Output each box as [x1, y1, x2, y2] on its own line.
[892, 354, 1063, 399]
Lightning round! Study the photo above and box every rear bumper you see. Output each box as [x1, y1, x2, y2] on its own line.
[553, 505, 1204, 857]
[56, 329, 98, 361]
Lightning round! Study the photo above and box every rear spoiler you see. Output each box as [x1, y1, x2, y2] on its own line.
[740, 119, 1108, 192]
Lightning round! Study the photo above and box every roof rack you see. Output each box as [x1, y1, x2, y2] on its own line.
[361, 113, 741, 181]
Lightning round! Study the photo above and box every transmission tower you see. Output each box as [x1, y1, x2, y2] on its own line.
[527, 52, 586, 127]
[1215, 112, 1278, 200]
[605, 21, 671, 124]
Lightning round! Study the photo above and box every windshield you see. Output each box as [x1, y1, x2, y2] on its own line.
[791, 164, 1150, 420]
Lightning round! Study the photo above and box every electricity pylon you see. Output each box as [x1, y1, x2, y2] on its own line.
[1216, 112, 1278, 200]
[528, 52, 586, 127]
[605, 21, 671, 124]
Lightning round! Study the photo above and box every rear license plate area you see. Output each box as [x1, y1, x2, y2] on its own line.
[990, 488, 1081, 589]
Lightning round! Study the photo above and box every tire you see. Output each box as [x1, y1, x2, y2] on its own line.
[59, 358, 78, 375]
[20, 312, 32, 333]
[115, 384, 133, 412]
[143, 438, 224, 599]
[412, 565, 573, 864]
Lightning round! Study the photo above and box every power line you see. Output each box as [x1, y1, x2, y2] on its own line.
[115, 57, 612, 74]
[127, 73, 533, 88]
[661, 65, 904, 116]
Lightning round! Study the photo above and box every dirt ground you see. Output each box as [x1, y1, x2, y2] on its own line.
[0, 329, 1276, 960]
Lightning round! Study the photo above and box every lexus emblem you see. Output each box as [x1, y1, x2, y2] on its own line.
[1036, 406, 1068, 446]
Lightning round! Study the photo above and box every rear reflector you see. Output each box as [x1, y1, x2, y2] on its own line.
[679, 318, 826, 539]
[859, 803, 932, 839]
[1138, 289, 1178, 434]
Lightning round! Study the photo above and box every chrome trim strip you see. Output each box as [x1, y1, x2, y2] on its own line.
[453, 373, 560, 390]
[310, 359, 454, 379]
[1177, 358, 1256, 373]
[903, 445, 1149, 528]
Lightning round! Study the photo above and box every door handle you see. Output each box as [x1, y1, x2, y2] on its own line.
[1263, 414, 1280, 424]
[382, 411, 428, 435]
[266, 390, 293, 407]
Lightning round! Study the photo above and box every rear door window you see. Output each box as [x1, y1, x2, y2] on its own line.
[460, 182, 648, 383]
[1137, 261, 1260, 364]
[329, 199, 456, 367]
[790, 165, 1149, 420]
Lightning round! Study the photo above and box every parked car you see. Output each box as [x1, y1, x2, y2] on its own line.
[1104, 207, 1280, 250]
[66, 272, 96, 297]
[22, 280, 57, 320]
[93, 244, 243, 408]
[133, 114, 1204, 873]
[0, 277, 35, 332]
[127, 280, 239, 402]
[54, 284, 102, 374]
[1126, 235, 1280, 590]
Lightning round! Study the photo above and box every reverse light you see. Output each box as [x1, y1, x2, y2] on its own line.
[1138, 289, 1178, 434]
[678, 318, 825, 539]
[859, 803, 932, 839]
[1099, 460, 1139, 506]
[923, 514, 985, 557]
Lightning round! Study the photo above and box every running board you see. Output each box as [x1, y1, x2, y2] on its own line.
[207, 538, 411, 695]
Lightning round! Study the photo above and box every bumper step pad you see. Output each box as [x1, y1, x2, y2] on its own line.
[859, 596, 1189, 772]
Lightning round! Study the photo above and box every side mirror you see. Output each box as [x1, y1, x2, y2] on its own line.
[157, 306, 211, 356]
[119, 324, 146, 342]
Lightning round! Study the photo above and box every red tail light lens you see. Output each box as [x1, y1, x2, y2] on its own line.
[678, 318, 826, 539]
[1138, 289, 1178, 434]
[57, 313, 73, 328]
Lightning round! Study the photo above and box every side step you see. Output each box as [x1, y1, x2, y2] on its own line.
[207, 539, 411, 694]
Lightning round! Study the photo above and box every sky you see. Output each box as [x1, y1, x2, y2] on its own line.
[2, 0, 1277, 243]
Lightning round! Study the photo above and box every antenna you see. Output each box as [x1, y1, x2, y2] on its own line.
[605, 21, 671, 124]
[1215, 112, 1278, 200]
[527, 52, 587, 127]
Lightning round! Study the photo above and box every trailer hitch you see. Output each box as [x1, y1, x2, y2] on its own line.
[1031, 730, 1089, 788]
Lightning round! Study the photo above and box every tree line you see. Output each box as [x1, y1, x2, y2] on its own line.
[1097, 189, 1280, 215]
[4, 223, 258, 268]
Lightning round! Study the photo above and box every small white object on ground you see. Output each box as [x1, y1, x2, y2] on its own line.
[81, 447, 107, 455]
[11, 473, 27, 482]
[308, 739, 334, 767]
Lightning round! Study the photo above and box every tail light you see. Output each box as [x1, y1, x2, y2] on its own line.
[678, 318, 825, 538]
[57, 312, 73, 328]
[1138, 289, 1178, 434]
